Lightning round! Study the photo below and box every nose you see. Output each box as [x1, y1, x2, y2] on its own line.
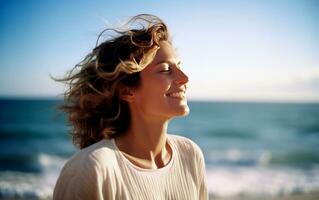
[175, 68, 189, 85]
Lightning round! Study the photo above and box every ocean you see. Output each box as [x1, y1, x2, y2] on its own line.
[0, 99, 319, 199]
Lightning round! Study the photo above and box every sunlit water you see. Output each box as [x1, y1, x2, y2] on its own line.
[0, 99, 319, 199]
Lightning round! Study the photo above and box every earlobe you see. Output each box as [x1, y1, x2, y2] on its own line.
[119, 87, 135, 102]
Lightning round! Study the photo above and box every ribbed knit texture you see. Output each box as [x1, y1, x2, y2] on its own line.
[53, 134, 208, 200]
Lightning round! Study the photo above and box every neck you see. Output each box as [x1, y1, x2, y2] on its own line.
[114, 112, 171, 167]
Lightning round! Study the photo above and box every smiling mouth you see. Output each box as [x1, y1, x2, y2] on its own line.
[165, 91, 186, 99]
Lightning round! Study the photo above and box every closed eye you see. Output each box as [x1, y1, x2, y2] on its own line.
[160, 68, 171, 72]
[158, 63, 172, 73]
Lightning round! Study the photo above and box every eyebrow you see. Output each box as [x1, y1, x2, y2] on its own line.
[155, 60, 181, 66]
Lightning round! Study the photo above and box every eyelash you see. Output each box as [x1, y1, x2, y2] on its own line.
[161, 68, 171, 73]
[159, 63, 181, 73]
[160, 65, 172, 73]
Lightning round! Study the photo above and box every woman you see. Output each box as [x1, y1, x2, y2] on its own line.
[53, 14, 208, 200]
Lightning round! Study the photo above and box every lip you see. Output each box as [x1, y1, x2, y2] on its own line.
[165, 90, 186, 99]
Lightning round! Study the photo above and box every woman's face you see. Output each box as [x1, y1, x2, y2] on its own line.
[131, 41, 189, 120]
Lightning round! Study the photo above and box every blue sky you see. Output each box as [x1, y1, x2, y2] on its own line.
[1, 0, 318, 102]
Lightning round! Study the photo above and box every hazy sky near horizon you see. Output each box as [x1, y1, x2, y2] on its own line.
[1, 0, 318, 102]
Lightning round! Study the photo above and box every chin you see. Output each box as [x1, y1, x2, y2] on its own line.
[173, 104, 190, 117]
[181, 106, 190, 116]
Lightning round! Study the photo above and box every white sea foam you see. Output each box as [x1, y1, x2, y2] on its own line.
[0, 153, 67, 199]
[1, 153, 319, 199]
[207, 148, 273, 166]
[206, 166, 319, 198]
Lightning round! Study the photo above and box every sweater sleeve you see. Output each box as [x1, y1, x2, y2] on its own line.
[53, 154, 109, 200]
[198, 154, 208, 200]
[191, 140, 209, 200]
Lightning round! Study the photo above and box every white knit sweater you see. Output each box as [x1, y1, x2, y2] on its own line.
[53, 134, 208, 200]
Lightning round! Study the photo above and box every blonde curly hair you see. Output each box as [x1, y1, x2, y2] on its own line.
[54, 14, 170, 149]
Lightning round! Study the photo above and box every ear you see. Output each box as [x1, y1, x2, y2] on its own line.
[119, 86, 135, 102]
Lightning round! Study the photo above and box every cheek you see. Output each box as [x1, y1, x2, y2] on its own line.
[144, 76, 171, 95]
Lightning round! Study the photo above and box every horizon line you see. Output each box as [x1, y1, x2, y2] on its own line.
[0, 95, 318, 105]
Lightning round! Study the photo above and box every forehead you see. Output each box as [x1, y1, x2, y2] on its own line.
[145, 41, 178, 68]
[153, 41, 177, 62]
[140, 41, 179, 76]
